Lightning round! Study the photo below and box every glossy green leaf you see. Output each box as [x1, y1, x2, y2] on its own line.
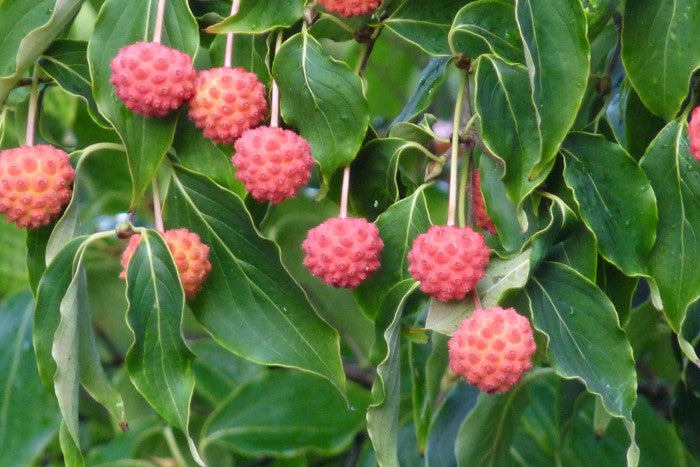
[640, 120, 700, 359]
[171, 117, 244, 196]
[583, 0, 619, 40]
[308, 13, 356, 43]
[0, 291, 60, 464]
[385, 0, 466, 56]
[425, 382, 480, 467]
[562, 133, 657, 276]
[164, 165, 346, 394]
[449, 0, 524, 63]
[206, 0, 304, 34]
[26, 225, 52, 295]
[474, 55, 543, 206]
[273, 32, 369, 186]
[88, 0, 199, 206]
[455, 370, 542, 466]
[367, 279, 420, 467]
[621, 0, 700, 120]
[201, 371, 370, 458]
[516, 0, 590, 178]
[526, 262, 637, 421]
[426, 249, 531, 335]
[546, 226, 597, 281]
[597, 259, 637, 325]
[59, 420, 84, 466]
[354, 185, 432, 319]
[390, 57, 449, 127]
[0, 0, 85, 104]
[40, 40, 105, 126]
[124, 229, 203, 465]
[350, 137, 429, 218]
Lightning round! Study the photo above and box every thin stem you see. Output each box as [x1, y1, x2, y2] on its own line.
[152, 0, 167, 44]
[152, 177, 164, 233]
[457, 149, 469, 228]
[473, 289, 482, 310]
[223, 0, 241, 67]
[270, 30, 284, 127]
[447, 71, 469, 227]
[339, 166, 350, 218]
[25, 66, 40, 146]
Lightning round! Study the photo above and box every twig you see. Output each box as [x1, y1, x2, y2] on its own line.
[339, 166, 350, 218]
[152, 177, 164, 233]
[447, 71, 469, 226]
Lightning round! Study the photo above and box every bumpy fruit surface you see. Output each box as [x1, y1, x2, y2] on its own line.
[473, 170, 496, 234]
[110, 42, 196, 117]
[448, 306, 536, 393]
[0, 145, 74, 229]
[407, 225, 489, 301]
[120, 228, 212, 300]
[188, 67, 267, 144]
[689, 106, 700, 161]
[317, 0, 381, 17]
[233, 126, 314, 203]
[302, 217, 383, 288]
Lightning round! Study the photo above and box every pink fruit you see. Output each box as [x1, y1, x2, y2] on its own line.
[302, 217, 383, 288]
[0, 145, 74, 229]
[188, 67, 267, 144]
[233, 126, 314, 204]
[121, 228, 212, 300]
[317, 0, 382, 17]
[407, 225, 489, 301]
[448, 306, 536, 393]
[110, 42, 196, 117]
[688, 106, 700, 161]
[473, 170, 496, 234]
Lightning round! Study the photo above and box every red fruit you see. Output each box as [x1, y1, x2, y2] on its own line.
[0, 145, 74, 229]
[233, 126, 314, 204]
[110, 42, 196, 117]
[302, 217, 383, 288]
[317, 0, 381, 17]
[120, 228, 212, 300]
[473, 170, 496, 234]
[448, 306, 536, 394]
[188, 67, 267, 144]
[689, 106, 700, 161]
[407, 225, 489, 302]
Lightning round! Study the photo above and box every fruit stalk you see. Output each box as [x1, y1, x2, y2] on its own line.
[25, 66, 39, 146]
[152, 0, 167, 44]
[152, 176, 164, 233]
[447, 70, 469, 226]
[223, 0, 241, 68]
[270, 30, 284, 128]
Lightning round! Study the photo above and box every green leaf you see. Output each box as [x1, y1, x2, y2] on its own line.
[455, 370, 542, 466]
[426, 248, 532, 335]
[354, 185, 432, 319]
[124, 229, 203, 465]
[474, 55, 543, 206]
[0, 219, 28, 297]
[546, 225, 597, 281]
[525, 262, 637, 420]
[367, 279, 420, 467]
[164, 165, 346, 395]
[583, 0, 619, 40]
[350, 137, 428, 218]
[597, 259, 637, 325]
[385, 0, 466, 56]
[201, 371, 370, 458]
[425, 382, 480, 467]
[0, 0, 85, 104]
[273, 32, 369, 186]
[515, 0, 590, 178]
[26, 225, 52, 295]
[59, 420, 84, 467]
[449, 0, 524, 63]
[621, 0, 700, 120]
[88, 0, 199, 206]
[640, 120, 700, 359]
[561, 133, 657, 276]
[205, 0, 304, 34]
[390, 57, 449, 127]
[40, 40, 105, 126]
[171, 117, 244, 196]
[0, 291, 60, 464]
